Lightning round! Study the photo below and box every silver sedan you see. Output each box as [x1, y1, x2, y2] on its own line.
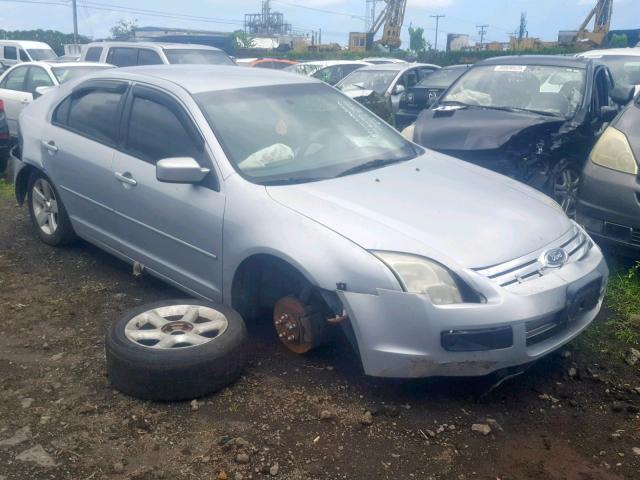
[13, 65, 608, 378]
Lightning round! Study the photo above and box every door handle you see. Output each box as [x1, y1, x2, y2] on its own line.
[21, 98, 30, 104]
[115, 171, 137, 186]
[42, 141, 58, 153]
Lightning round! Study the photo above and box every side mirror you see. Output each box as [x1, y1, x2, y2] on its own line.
[156, 157, 209, 184]
[599, 106, 618, 122]
[34, 86, 53, 98]
[393, 84, 405, 95]
[611, 85, 634, 106]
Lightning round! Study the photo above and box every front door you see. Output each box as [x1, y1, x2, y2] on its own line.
[0, 65, 31, 136]
[110, 85, 224, 301]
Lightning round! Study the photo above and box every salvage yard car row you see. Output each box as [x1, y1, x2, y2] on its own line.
[0, 41, 639, 385]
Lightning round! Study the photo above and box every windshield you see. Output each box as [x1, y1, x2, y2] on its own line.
[163, 49, 234, 65]
[441, 64, 586, 118]
[52, 66, 112, 84]
[336, 69, 398, 95]
[27, 49, 57, 61]
[195, 83, 417, 185]
[284, 63, 323, 76]
[594, 56, 640, 86]
[417, 67, 466, 88]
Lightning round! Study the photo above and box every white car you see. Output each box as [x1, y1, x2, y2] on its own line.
[0, 61, 113, 137]
[0, 40, 57, 70]
[577, 48, 640, 96]
[285, 60, 370, 77]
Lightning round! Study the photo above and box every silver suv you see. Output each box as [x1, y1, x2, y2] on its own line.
[13, 66, 608, 378]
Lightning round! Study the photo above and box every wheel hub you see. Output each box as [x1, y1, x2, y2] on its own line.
[273, 296, 325, 354]
[161, 321, 194, 334]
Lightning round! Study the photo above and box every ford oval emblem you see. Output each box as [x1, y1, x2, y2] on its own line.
[541, 248, 568, 268]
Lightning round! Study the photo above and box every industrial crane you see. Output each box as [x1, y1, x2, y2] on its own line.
[368, 0, 407, 49]
[574, 0, 613, 46]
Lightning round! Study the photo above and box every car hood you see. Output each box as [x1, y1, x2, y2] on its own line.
[342, 89, 379, 99]
[267, 151, 571, 269]
[415, 106, 567, 151]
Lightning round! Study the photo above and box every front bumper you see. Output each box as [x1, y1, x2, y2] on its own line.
[576, 161, 640, 253]
[338, 244, 608, 378]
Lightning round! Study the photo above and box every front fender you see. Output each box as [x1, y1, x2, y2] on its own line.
[221, 176, 401, 304]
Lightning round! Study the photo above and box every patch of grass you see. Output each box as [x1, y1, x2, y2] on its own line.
[604, 261, 640, 345]
[0, 177, 13, 199]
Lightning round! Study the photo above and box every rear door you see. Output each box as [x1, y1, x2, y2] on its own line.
[41, 80, 127, 248]
[0, 65, 31, 136]
[110, 84, 224, 300]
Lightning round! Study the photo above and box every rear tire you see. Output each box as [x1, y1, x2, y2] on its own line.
[27, 171, 76, 246]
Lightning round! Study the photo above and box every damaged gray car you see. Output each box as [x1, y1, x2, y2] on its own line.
[412, 56, 634, 216]
[14, 65, 608, 378]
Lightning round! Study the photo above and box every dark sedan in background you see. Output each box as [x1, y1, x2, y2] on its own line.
[411, 56, 632, 215]
[396, 64, 470, 130]
[577, 94, 640, 256]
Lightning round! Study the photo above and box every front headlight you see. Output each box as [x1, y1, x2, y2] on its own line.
[372, 251, 463, 305]
[590, 127, 638, 175]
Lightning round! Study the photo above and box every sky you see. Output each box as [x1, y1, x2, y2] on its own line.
[0, 0, 637, 47]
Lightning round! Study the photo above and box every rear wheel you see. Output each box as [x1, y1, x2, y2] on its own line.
[27, 172, 75, 246]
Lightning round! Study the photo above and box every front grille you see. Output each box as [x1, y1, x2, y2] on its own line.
[474, 225, 591, 288]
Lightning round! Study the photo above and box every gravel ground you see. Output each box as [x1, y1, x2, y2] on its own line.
[0, 181, 639, 480]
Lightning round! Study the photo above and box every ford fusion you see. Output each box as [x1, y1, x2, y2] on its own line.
[14, 66, 608, 378]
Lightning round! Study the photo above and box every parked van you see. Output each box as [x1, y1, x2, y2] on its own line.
[79, 41, 234, 67]
[0, 41, 57, 70]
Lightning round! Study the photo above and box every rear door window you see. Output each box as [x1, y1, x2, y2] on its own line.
[3, 46, 17, 60]
[125, 90, 202, 164]
[59, 87, 125, 145]
[1, 66, 28, 91]
[106, 47, 138, 67]
[137, 49, 163, 65]
[85, 46, 103, 62]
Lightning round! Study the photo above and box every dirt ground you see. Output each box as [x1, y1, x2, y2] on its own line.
[0, 180, 639, 480]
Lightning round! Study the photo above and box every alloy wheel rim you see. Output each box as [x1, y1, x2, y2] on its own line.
[124, 305, 228, 349]
[553, 168, 580, 217]
[32, 178, 59, 235]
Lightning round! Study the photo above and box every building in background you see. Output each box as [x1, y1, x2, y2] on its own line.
[446, 34, 470, 52]
[134, 27, 235, 53]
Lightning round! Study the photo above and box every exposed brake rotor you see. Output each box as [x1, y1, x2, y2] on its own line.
[273, 296, 325, 354]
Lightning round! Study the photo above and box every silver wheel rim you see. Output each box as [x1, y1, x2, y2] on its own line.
[125, 305, 229, 349]
[31, 178, 59, 235]
[553, 168, 580, 217]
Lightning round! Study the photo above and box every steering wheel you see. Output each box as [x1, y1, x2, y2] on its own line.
[295, 127, 333, 159]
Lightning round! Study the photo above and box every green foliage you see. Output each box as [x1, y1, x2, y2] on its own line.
[110, 19, 138, 40]
[608, 33, 628, 48]
[0, 178, 13, 199]
[408, 26, 427, 53]
[232, 30, 255, 49]
[0, 29, 91, 56]
[604, 261, 640, 344]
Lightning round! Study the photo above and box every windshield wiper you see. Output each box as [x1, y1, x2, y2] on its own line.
[480, 105, 561, 117]
[438, 100, 471, 107]
[336, 157, 411, 178]
[261, 177, 328, 186]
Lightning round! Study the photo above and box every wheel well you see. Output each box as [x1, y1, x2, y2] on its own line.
[15, 164, 37, 205]
[231, 254, 328, 322]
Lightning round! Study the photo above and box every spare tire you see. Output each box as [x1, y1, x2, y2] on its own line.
[106, 299, 247, 401]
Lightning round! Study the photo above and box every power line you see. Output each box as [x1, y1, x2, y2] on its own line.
[477, 24, 488, 46]
[429, 14, 445, 51]
[270, 0, 367, 21]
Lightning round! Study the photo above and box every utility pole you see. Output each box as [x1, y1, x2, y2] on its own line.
[72, 0, 78, 44]
[476, 24, 488, 49]
[430, 14, 445, 51]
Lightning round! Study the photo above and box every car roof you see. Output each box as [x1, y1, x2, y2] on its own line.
[25, 61, 112, 68]
[0, 40, 53, 49]
[85, 41, 224, 52]
[93, 65, 316, 93]
[578, 48, 640, 58]
[477, 55, 591, 69]
[357, 63, 439, 72]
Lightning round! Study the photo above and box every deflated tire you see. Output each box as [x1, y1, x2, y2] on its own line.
[105, 299, 247, 401]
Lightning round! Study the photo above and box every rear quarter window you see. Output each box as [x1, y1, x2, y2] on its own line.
[106, 48, 138, 67]
[85, 47, 103, 62]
